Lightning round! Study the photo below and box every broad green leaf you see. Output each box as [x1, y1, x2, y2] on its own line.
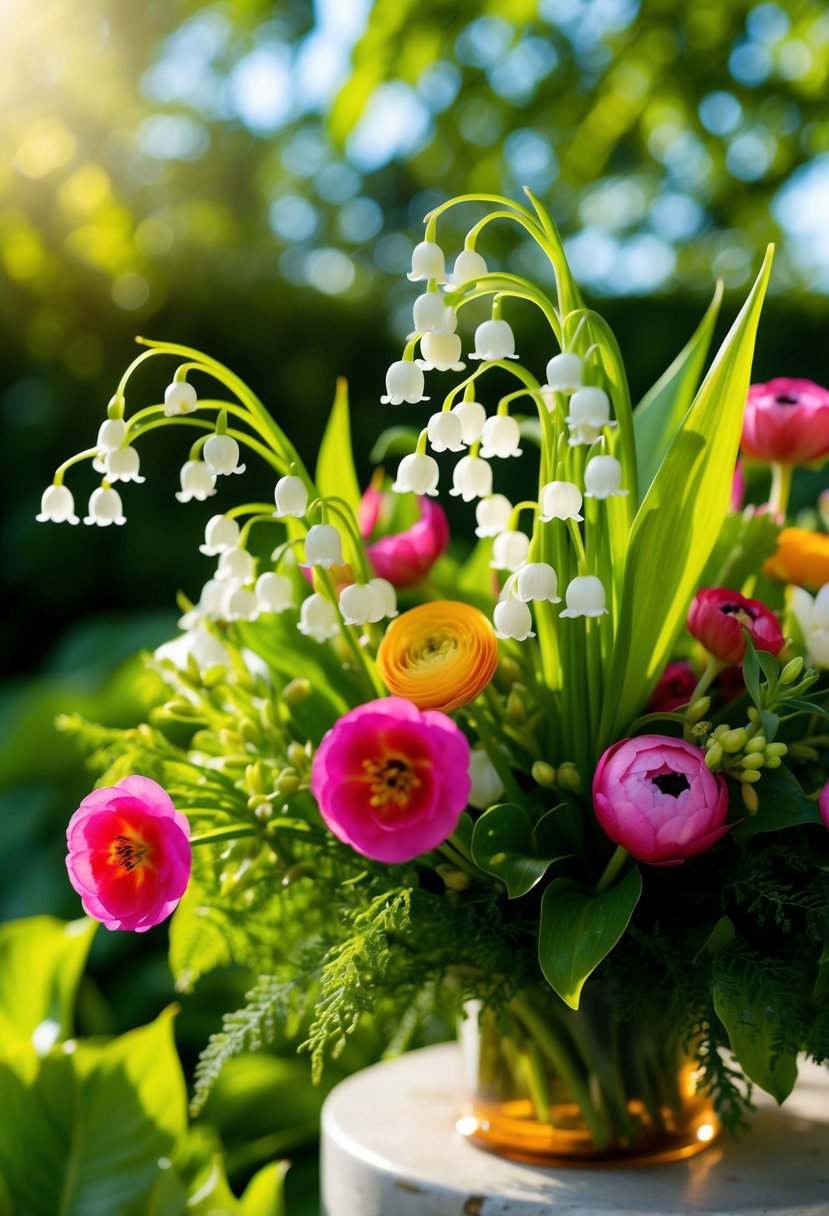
[0, 1007, 187, 1216]
[733, 767, 822, 838]
[471, 804, 571, 898]
[0, 1174, 10, 1216]
[699, 509, 780, 593]
[0, 916, 96, 1051]
[538, 868, 642, 1009]
[713, 965, 798, 1103]
[315, 377, 362, 521]
[147, 1167, 188, 1216]
[599, 247, 774, 749]
[634, 282, 723, 498]
[187, 1157, 243, 1215]
[240, 1161, 289, 1216]
[691, 915, 735, 963]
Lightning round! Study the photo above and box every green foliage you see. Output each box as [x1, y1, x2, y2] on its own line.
[315, 378, 363, 522]
[713, 959, 799, 1103]
[471, 803, 572, 897]
[0, 915, 95, 1045]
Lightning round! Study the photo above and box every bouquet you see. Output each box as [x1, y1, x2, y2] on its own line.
[39, 191, 829, 1159]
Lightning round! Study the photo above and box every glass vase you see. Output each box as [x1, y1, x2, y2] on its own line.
[457, 985, 719, 1166]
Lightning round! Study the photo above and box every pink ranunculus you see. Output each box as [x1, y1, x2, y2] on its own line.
[66, 775, 191, 932]
[687, 587, 784, 667]
[647, 661, 698, 713]
[741, 377, 829, 465]
[310, 697, 470, 863]
[593, 735, 730, 867]
[361, 487, 450, 589]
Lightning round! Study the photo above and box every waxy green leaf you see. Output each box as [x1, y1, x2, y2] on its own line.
[316, 377, 362, 520]
[471, 803, 572, 898]
[714, 964, 798, 1103]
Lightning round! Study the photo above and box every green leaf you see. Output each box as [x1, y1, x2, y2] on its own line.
[691, 915, 735, 963]
[315, 377, 362, 520]
[169, 884, 233, 995]
[368, 425, 420, 464]
[713, 965, 798, 1103]
[733, 767, 822, 838]
[0, 1173, 11, 1216]
[187, 1157, 243, 1215]
[538, 867, 642, 1009]
[471, 804, 571, 898]
[600, 248, 774, 749]
[240, 1161, 289, 1216]
[0, 916, 97, 1051]
[633, 282, 723, 499]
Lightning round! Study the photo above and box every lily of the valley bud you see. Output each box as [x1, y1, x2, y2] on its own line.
[381, 361, 428, 405]
[304, 523, 345, 568]
[411, 293, 457, 335]
[407, 240, 446, 283]
[560, 575, 608, 619]
[164, 380, 198, 417]
[298, 592, 339, 642]
[450, 454, 492, 501]
[97, 418, 127, 452]
[200, 514, 241, 556]
[84, 486, 126, 527]
[475, 494, 513, 538]
[515, 562, 561, 603]
[427, 411, 465, 453]
[539, 480, 584, 522]
[480, 414, 522, 460]
[274, 475, 308, 517]
[105, 446, 145, 484]
[451, 399, 487, 445]
[255, 571, 294, 613]
[204, 434, 245, 476]
[418, 332, 465, 372]
[447, 247, 488, 287]
[545, 352, 583, 393]
[468, 747, 505, 810]
[37, 484, 79, 525]
[216, 546, 256, 583]
[392, 452, 440, 496]
[176, 460, 217, 503]
[491, 530, 530, 572]
[493, 598, 535, 641]
[470, 318, 517, 361]
[584, 455, 628, 499]
[567, 386, 614, 445]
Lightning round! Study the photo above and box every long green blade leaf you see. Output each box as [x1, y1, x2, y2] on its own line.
[315, 377, 362, 520]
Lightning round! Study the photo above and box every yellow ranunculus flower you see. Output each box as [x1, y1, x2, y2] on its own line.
[763, 527, 829, 590]
[377, 600, 498, 712]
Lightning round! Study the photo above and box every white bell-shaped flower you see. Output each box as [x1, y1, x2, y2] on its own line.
[584, 455, 628, 499]
[381, 360, 428, 405]
[200, 514, 241, 556]
[339, 583, 376, 626]
[298, 593, 339, 642]
[814, 584, 829, 630]
[809, 629, 829, 667]
[475, 494, 513, 538]
[104, 445, 145, 484]
[450, 455, 492, 501]
[447, 248, 488, 287]
[304, 523, 345, 568]
[368, 577, 398, 620]
[411, 293, 457, 336]
[560, 575, 609, 619]
[407, 240, 446, 283]
[567, 387, 615, 445]
[545, 352, 583, 394]
[451, 399, 487, 445]
[155, 627, 229, 673]
[427, 410, 465, 453]
[97, 418, 127, 452]
[204, 434, 245, 476]
[539, 481, 584, 522]
[479, 414, 522, 459]
[178, 577, 232, 628]
[255, 571, 294, 614]
[470, 318, 517, 361]
[515, 562, 561, 603]
[494, 598, 535, 641]
[468, 747, 505, 810]
[36, 484, 79, 525]
[392, 453, 439, 496]
[164, 380, 198, 417]
[274, 475, 308, 518]
[225, 586, 259, 621]
[84, 486, 126, 527]
[418, 332, 465, 372]
[491, 530, 530, 572]
[176, 460, 217, 503]
[216, 546, 256, 583]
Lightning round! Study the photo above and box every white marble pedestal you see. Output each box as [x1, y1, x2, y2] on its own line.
[321, 1043, 829, 1216]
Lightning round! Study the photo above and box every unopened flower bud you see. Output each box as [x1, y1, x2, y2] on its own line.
[747, 706, 760, 722]
[766, 741, 788, 757]
[740, 752, 765, 770]
[705, 742, 724, 769]
[556, 762, 581, 792]
[275, 769, 301, 795]
[745, 735, 767, 753]
[780, 656, 804, 685]
[468, 748, 505, 810]
[686, 696, 712, 723]
[287, 741, 309, 771]
[283, 677, 311, 704]
[740, 768, 762, 783]
[532, 760, 556, 786]
[506, 687, 527, 724]
[741, 782, 760, 814]
[764, 754, 782, 769]
[721, 728, 747, 753]
[436, 864, 471, 891]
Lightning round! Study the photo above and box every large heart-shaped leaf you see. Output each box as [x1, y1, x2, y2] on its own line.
[471, 804, 572, 898]
[713, 964, 798, 1103]
[733, 767, 822, 839]
[0, 916, 96, 1050]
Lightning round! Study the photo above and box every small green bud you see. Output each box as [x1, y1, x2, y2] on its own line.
[766, 742, 788, 757]
[557, 762, 581, 792]
[764, 754, 782, 769]
[713, 724, 731, 740]
[275, 769, 301, 795]
[202, 665, 227, 689]
[239, 717, 261, 746]
[747, 706, 760, 722]
[741, 782, 759, 814]
[287, 741, 309, 770]
[740, 768, 762, 783]
[436, 864, 471, 891]
[686, 696, 712, 723]
[283, 678, 311, 705]
[245, 761, 267, 795]
[721, 728, 747, 753]
[740, 752, 765, 770]
[494, 657, 522, 690]
[506, 688, 527, 725]
[780, 656, 804, 685]
[745, 735, 767, 753]
[532, 760, 556, 786]
[705, 742, 723, 770]
[790, 743, 820, 761]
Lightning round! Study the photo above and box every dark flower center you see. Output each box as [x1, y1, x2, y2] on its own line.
[774, 394, 799, 406]
[720, 602, 756, 627]
[112, 833, 151, 872]
[364, 756, 421, 809]
[652, 772, 690, 798]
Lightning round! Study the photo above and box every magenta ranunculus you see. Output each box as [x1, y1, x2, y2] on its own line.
[66, 775, 191, 932]
[593, 735, 730, 867]
[360, 485, 450, 589]
[741, 377, 829, 465]
[687, 587, 784, 667]
[647, 661, 698, 713]
[310, 697, 470, 862]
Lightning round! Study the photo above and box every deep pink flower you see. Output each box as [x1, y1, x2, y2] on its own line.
[741, 377, 829, 465]
[820, 782, 829, 831]
[310, 697, 470, 863]
[687, 587, 784, 667]
[66, 775, 190, 932]
[647, 662, 698, 713]
[360, 485, 450, 589]
[593, 735, 730, 867]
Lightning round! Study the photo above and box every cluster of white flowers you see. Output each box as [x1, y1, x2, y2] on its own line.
[790, 584, 829, 667]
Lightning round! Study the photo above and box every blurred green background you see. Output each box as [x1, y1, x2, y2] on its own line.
[1, 0, 828, 1207]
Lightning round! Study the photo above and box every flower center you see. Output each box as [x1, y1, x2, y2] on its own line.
[720, 603, 756, 627]
[413, 633, 456, 668]
[111, 833, 152, 872]
[652, 773, 690, 798]
[774, 394, 799, 406]
[363, 756, 421, 809]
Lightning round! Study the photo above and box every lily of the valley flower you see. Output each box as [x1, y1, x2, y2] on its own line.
[427, 411, 465, 453]
[304, 523, 345, 568]
[368, 577, 398, 619]
[392, 453, 440, 497]
[584, 455, 628, 499]
[155, 626, 230, 674]
[480, 414, 522, 459]
[451, 399, 487, 445]
[37, 484, 79, 525]
[567, 386, 615, 445]
[411, 293, 457, 336]
[447, 247, 488, 287]
[164, 380, 198, 417]
[274, 475, 308, 518]
[84, 486, 126, 526]
[225, 585, 259, 621]
[491, 530, 530, 572]
[470, 318, 517, 361]
[216, 546, 256, 583]
[200, 514, 241, 556]
[176, 460, 217, 503]
[560, 575, 608, 618]
[539, 480, 583, 522]
[204, 434, 245, 476]
[407, 240, 446, 283]
[545, 352, 583, 393]
[381, 361, 428, 405]
[255, 571, 294, 614]
[450, 454, 492, 501]
[339, 582, 379, 626]
[515, 562, 561, 603]
[468, 747, 505, 810]
[178, 577, 231, 627]
[104, 446, 145, 484]
[493, 597, 535, 640]
[790, 584, 829, 667]
[97, 418, 127, 452]
[475, 494, 513, 538]
[418, 332, 465, 372]
[298, 592, 339, 641]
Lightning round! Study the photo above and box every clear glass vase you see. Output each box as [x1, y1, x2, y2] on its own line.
[457, 986, 720, 1166]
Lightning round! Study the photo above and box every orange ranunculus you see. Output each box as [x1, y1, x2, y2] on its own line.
[763, 527, 829, 590]
[376, 600, 498, 712]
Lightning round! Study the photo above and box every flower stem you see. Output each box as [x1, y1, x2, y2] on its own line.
[768, 462, 792, 518]
[596, 844, 628, 893]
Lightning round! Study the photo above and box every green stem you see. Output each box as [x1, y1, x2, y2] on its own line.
[768, 462, 793, 517]
[596, 844, 629, 893]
